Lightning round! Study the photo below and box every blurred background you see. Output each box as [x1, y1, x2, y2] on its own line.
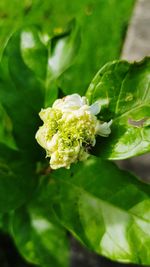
[0, 0, 149, 266]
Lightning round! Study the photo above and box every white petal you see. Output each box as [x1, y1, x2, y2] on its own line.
[39, 108, 51, 121]
[35, 126, 48, 149]
[96, 120, 112, 137]
[65, 94, 82, 106]
[52, 99, 63, 109]
[53, 94, 89, 112]
[81, 96, 88, 105]
[46, 133, 58, 151]
[89, 101, 101, 115]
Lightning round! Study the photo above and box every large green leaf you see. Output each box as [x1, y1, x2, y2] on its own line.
[86, 58, 150, 159]
[11, 202, 69, 267]
[0, 143, 37, 212]
[0, 32, 44, 160]
[50, 157, 150, 265]
[0, 24, 80, 159]
[11, 211, 69, 267]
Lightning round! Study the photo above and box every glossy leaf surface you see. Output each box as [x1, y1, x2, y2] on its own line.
[86, 59, 150, 159]
[48, 20, 80, 82]
[50, 157, 150, 265]
[11, 204, 69, 267]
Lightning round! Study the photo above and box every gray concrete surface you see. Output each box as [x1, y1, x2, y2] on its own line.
[122, 0, 150, 61]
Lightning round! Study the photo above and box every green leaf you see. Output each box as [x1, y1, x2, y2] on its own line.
[56, 0, 135, 95]
[20, 21, 81, 83]
[20, 27, 48, 80]
[0, 0, 135, 72]
[17, 26, 59, 108]
[18, 22, 81, 108]
[0, 24, 81, 160]
[48, 20, 81, 82]
[0, 104, 16, 149]
[11, 205, 69, 267]
[0, 143, 37, 212]
[50, 157, 150, 265]
[86, 58, 150, 159]
[0, 32, 44, 160]
[44, 20, 81, 107]
[0, 213, 13, 233]
[11, 212, 69, 267]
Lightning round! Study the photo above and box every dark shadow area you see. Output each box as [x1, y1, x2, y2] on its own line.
[70, 237, 148, 267]
[1, 231, 149, 267]
[0, 232, 36, 267]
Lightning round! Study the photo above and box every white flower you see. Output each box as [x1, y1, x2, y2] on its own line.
[35, 94, 112, 169]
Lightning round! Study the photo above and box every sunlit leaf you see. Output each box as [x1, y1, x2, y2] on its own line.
[86, 58, 150, 159]
[11, 204, 69, 267]
[50, 157, 150, 265]
[48, 20, 80, 82]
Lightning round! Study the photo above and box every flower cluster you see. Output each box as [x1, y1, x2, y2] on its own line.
[35, 94, 112, 169]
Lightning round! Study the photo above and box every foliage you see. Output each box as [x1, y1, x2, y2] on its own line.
[86, 59, 150, 159]
[0, 1, 150, 267]
[0, 0, 135, 92]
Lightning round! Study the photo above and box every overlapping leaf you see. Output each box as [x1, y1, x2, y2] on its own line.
[86, 59, 150, 159]
[0, 23, 80, 160]
[49, 157, 150, 265]
[11, 198, 69, 267]
[0, 0, 135, 80]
